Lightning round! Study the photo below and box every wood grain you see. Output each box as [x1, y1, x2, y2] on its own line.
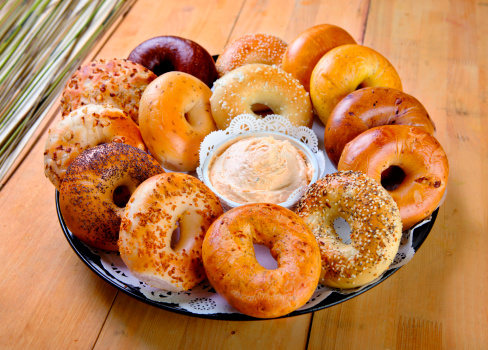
[228, 0, 369, 44]
[94, 293, 311, 349]
[1, 0, 487, 348]
[95, 0, 245, 58]
[309, 0, 488, 348]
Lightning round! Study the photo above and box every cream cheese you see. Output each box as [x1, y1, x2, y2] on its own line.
[208, 136, 314, 204]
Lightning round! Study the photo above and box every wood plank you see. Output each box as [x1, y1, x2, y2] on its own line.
[94, 293, 311, 350]
[227, 0, 370, 44]
[309, 0, 488, 348]
[94, 0, 244, 59]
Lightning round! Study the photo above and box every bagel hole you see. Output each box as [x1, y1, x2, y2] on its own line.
[251, 103, 274, 117]
[254, 244, 278, 270]
[113, 185, 131, 208]
[154, 60, 175, 76]
[170, 220, 181, 250]
[381, 166, 406, 191]
[334, 217, 352, 245]
[183, 111, 196, 126]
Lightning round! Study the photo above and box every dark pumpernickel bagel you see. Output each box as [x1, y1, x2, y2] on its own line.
[128, 36, 217, 87]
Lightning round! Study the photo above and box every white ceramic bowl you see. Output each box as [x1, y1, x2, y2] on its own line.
[201, 131, 319, 210]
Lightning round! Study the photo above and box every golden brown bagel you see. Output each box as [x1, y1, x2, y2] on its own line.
[295, 171, 402, 289]
[139, 71, 217, 171]
[216, 34, 287, 77]
[282, 24, 356, 92]
[61, 58, 156, 124]
[118, 173, 223, 292]
[210, 63, 313, 129]
[44, 104, 146, 190]
[59, 143, 164, 251]
[310, 44, 403, 125]
[338, 125, 449, 230]
[325, 87, 436, 167]
[202, 203, 321, 318]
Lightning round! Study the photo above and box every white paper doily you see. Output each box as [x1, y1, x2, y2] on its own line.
[68, 212, 430, 316]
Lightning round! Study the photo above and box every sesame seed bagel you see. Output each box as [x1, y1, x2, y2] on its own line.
[60, 58, 157, 124]
[139, 71, 218, 171]
[310, 44, 403, 125]
[59, 143, 164, 251]
[210, 63, 313, 130]
[295, 171, 402, 289]
[44, 104, 147, 190]
[215, 33, 287, 77]
[118, 173, 223, 292]
[202, 203, 321, 318]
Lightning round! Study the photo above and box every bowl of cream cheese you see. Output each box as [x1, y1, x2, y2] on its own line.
[201, 131, 319, 210]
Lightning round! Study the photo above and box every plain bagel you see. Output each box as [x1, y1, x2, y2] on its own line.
[310, 44, 403, 125]
[282, 24, 356, 92]
[139, 71, 217, 171]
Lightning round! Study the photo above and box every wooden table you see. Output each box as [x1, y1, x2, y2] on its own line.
[1, 0, 486, 348]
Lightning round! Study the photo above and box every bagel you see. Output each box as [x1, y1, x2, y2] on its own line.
[338, 125, 449, 230]
[215, 33, 287, 77]
[44, 104, 146, 190]
[139, 71, 217, 171]
[59, 143, 164, 251]
[310, 44, 403, 125]
[128, 36, 217, 87]
[60, 58, 156, 124]
[118, 173, 223, 292]
[282, 24, 356, 92]
[210, 63, 313, 129]
[202, 203, 321, 318]
[325, 87, 436, 167]
[295, 171, 402, 289]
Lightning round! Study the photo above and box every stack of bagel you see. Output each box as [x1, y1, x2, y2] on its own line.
[43, 25, 449, 319]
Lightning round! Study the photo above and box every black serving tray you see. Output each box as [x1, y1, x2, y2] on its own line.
[56, 190, 438, 320]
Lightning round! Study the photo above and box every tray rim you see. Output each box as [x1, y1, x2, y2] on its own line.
[56, 190, 438, 321]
